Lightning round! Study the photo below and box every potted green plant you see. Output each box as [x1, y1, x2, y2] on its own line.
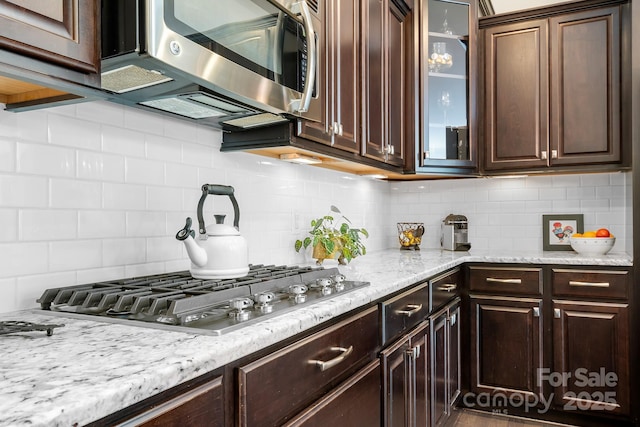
[294, 206, 369, 265]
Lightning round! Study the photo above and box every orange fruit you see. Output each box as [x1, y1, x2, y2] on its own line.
[572, 233, 583, 238]
[595, 228, 610, 238]
[583, 231, 597, 238]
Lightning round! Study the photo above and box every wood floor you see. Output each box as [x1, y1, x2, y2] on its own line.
[446, 408, 576, 427]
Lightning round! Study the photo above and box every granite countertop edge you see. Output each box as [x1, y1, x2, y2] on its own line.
[0, 248, 632, 427]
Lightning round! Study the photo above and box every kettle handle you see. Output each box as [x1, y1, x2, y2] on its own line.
[197, 184, 240, 235]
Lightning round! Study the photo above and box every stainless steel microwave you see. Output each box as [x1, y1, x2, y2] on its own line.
[100, 0, 319, 129]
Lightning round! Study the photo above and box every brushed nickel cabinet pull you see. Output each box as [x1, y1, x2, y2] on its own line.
[541, 150, 547, 160]
[308, 346, 353, 372]
[396, 304, 423, 317]
[533, 307, 540, 317]
[554, 308, 561, 318]
[437, 283, 458, 292]
[486, 278, 522, 284]
[551, 149, 558, 159]
[569, 281, 610, 288]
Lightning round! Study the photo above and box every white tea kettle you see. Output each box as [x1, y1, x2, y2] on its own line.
[176, 184, 249, 279]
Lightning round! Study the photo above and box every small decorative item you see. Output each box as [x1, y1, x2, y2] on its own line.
[542, 214, 584, 251]
[294, 206, 368, 265]
[428, 42, 453, 72]
[398, 222, 424, 250]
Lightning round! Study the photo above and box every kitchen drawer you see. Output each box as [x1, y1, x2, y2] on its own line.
[380, 282, 430, 346]
[551, 268, 629, 300]
[469, 266, 543, 296]
[430, 268, 461, 312]
[237, 306, 379, 427]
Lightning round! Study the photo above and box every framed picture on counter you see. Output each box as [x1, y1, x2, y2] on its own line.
[542, 214, 584, 251]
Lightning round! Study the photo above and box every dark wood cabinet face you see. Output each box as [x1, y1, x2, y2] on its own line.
[482, 4, 625, 173]
[297, 0, 360, 153]
[0, 0, 99, 74]
[549, 7, 621, 165]
[285, 360, 382, 427]
[482, 20, 549, 171]
[381, 336, 411, 426]
[430, 310, 448, 427]
[552, 301, 630, 415]
[470, 297, 544, 400]
[238, 307, 379, 427]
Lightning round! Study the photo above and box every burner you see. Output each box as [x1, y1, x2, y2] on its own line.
[0, 321, 64, 336]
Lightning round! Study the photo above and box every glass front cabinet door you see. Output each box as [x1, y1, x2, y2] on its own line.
[418, 0, 477, 173]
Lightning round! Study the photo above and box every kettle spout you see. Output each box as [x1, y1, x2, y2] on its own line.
[176, 217, 208, 267]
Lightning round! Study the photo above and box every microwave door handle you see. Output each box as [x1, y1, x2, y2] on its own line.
[291, 0, 316, 113]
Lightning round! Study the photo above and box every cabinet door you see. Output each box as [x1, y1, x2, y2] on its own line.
[113, 376, 224, 427]
[362, 0, 409, 166]
[470, 297, 544, 402]
[447, 302, 461, 407]
[483, 20, 549, 171]
[381, 320, 429, 427]
[430, 308, 448, 427]
[0, 0, 99, 74]
[549, 7, 621, 166]
[381, 336, 410, 426]
[552, 301, 630, 415]
[297, 0, 358, 152]
[419, 0, 477, 172]
[284, 359, 382, 427]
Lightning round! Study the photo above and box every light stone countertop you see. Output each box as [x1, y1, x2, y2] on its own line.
[0, 248, 631, 427]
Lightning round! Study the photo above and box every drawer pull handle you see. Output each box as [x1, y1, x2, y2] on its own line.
[308, 346, 353, 372]
[396, 304, 422, 317]
[486, 278, 522, 284]
[437, 283, 457, 292]
[569, 281, 610, 288]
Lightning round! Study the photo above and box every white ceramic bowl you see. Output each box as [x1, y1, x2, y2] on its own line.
[569, 237, 615, 255]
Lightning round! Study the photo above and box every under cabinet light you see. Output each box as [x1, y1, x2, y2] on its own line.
[279, 153, 323, 165]
[360, 173, 388, 180]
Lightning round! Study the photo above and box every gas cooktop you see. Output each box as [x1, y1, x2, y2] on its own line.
[37, 265, 369, 335]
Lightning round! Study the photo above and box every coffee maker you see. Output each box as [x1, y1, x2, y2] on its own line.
[441, 214, 471, 251]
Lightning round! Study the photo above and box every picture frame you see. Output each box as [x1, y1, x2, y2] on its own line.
[542, 214, 584, 251]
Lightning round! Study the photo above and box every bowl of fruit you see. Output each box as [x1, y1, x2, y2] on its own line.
[569, 228, 615, 255]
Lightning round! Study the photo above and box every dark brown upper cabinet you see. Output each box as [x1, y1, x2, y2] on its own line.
[362, 0, 412, 167]
[299, 0, 413, 168]
[0, 0, 100, 108]
[298, 0, 361, 154]
[415, 0, 478, 175]
[481, 1, 629, 174]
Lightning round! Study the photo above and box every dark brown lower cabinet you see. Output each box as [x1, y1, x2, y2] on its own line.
[431, 299, 461, 427]
[552, 300, 630, 415]
[470, 296, 544, 402]
[105, 375, 224, 427]
[381, 320, 430, 427]
[284, 359, 382, 427]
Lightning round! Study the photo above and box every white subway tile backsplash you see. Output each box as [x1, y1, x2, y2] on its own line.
[76, 150, 125, 182]
[102, 238, 146, 267]
[49, 240, 102, 272]
[125, 157, 165, 185]
[126, 211, 167, 237]
[50, 178, 102, 209]
[17, 142, 75, 177]
[102, 125, 146, 157]
[0, 138, 16, 172]
[48, 114, 101, 150]
[0, 209, 17, 242]
[20, 209, 77, 241]
[103, 182, 147, 210]
[0, 174, 48, 207]
[0, 278, 16, 312]
[0, 103, 633, 313]
[78, 211, 126, 238]
[0, 242, 48, 278]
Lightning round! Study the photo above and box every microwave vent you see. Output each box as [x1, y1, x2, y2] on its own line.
[306, 0, 319, 13]
[102, 65, 173, 94]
